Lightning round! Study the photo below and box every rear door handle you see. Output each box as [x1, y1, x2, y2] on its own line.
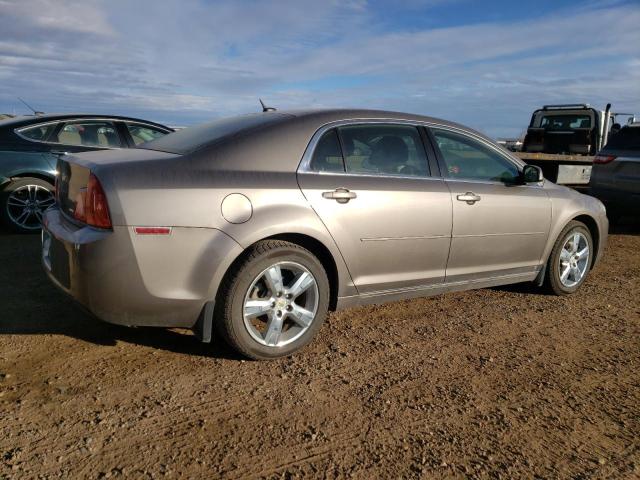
[457, 192, 481, 204]
[322, 188, 357, 204]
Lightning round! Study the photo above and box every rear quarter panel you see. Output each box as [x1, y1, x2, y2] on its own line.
[80, 143, 358, 301]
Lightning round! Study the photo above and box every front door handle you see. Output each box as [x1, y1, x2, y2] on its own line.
[457, 192, 481, 204]
[322, 188, 357, 204]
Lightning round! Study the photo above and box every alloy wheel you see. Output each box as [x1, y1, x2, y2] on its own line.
[6, 184, 55, 230]
[558, 232, 589, 288]
[243, 261, 319, 347]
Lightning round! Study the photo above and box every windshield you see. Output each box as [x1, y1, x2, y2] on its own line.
[540, 115, 592, 130]
[604, 126, 640, 151]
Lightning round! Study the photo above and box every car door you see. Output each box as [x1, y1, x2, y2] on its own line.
[428, 127, 551, 283]
[297, 122, 452, 294]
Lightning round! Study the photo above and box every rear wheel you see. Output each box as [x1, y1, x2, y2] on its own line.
[216, 240, 330, 360]
[1, 177, 55, 233]
[544, 221, 593, 295]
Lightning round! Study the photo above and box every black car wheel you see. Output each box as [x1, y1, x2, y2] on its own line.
[1, 177, 55, 233]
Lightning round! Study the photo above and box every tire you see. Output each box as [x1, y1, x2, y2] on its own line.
[1, 177, 55, 233]
[544, 220, 593, 295]
[215, 240, 330, 360]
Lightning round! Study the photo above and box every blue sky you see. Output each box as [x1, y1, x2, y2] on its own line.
[0, 0, 638, 138]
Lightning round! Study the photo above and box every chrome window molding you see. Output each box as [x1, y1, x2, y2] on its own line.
[297, 118, 527, 184]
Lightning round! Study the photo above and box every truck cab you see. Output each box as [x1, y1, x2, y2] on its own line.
[523, 104, 606, 155]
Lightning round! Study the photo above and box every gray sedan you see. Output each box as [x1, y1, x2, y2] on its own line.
[41, 109, 608, 359]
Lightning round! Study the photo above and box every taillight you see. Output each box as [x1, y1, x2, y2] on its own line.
[73, 173, 112, 229]
[593, 154, 616, 164]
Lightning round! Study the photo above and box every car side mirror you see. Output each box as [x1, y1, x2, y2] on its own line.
[522, 164, 543, 184]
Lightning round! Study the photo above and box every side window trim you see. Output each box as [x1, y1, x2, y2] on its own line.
[334, 128, 348, 173]
[419, 126, 439, 177]
[427, 126, 523, 184]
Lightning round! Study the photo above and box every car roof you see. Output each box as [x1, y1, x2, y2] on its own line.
[143, 108, 482, 156]
[0, 113, 171, 130]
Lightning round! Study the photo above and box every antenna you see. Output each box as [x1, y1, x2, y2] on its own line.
[17, 97, 44, 115]
[259, 98, 276, 112]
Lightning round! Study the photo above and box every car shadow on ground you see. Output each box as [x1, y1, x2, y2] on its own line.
[0, 229, 242, 360]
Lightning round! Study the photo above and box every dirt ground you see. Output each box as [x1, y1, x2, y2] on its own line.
[1, 223, 639, 479]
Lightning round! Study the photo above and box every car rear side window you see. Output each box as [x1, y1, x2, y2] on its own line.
[309, 129, 345, 173]
[16, 123, 58, 142]
[337, 124, 429, 177]
[431, 128, 519, 183]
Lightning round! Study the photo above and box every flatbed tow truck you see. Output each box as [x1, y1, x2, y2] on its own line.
[504, 104, 636, 188]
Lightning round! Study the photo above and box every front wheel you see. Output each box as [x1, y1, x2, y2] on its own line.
[544, 220, 593, 295]
[215, 240, 330, 360]
[1, 177, 55, 233]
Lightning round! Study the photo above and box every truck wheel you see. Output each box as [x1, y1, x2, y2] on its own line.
[544, 221, 593, 295]
[1, 177, 55, 233]
[215, 240, 330, 360]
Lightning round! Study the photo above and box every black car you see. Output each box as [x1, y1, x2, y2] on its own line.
[590, 123, 640, 223]
[0, 114, 173, 232]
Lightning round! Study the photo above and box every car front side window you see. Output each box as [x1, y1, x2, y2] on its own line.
[126, 123, 169, 146]
[431, 128, 520, 183]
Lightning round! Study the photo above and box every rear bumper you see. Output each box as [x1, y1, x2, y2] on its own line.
[42, 208, 243, 328]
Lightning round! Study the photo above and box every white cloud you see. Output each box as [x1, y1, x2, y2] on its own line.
[0, 0, 638, 137]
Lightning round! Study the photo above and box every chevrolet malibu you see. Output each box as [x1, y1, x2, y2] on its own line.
[42, 109, 608, 360]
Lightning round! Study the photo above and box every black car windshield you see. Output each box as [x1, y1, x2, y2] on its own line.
[142, 113, 291, 154]
[603, 126, 640, 151]
[540, 115, 592, 130]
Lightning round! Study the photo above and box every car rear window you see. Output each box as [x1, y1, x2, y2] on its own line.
[603, 126, 640, 151]
[141, 113, 291, 154]
[540, 114, 592, 130]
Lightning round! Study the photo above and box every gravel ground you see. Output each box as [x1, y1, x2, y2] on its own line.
[0, 223, 639, 479]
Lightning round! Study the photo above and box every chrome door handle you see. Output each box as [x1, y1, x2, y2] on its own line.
[457, 192, 481, 204]
[322, 188, 357, 204]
